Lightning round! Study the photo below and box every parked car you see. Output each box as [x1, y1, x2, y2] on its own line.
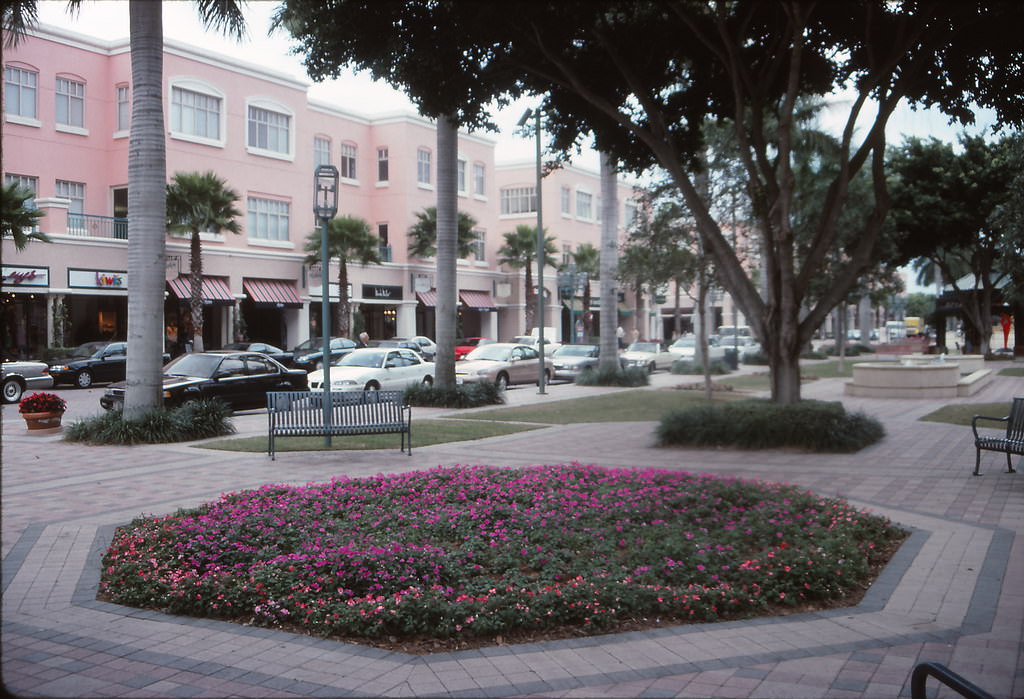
[550, 344, 601, 382]
[392, 335, 436, 361]
[512, 335, 563, 355]
[620, 341, 675, 373]
[455, 337, 493, 360]
[2, 359, 54, 404]
[291, 337, 359, 372]
[223, 341, 293, 366]
[100, 350, 307, 411]
[50, 341, 170, 388]
[307, 347, 434, 392]
[455, 342, 551, 389]
[667, 335, 726, 362]
[373, 338, 430, 358]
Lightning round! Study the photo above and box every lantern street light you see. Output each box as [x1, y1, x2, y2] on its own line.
[518, 107, 546, 393]
[314, 165, 339, 447]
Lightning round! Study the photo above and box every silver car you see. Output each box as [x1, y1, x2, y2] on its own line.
[455, 343, 551, 390]
[619, 341, 676, 373]
[2, 360, 55, 404]
[550, 344, 601, 381]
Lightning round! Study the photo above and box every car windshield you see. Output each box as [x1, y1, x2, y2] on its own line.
[330, 338, 356, 349]
[72, 341, 108, 357]
[291, 338, 321, 353]
[335, 350, 385, 368]
[465, 345, 512, 361]
[627, 342, 659, 353]
[163, 353, 222, 378]
[555, 345, 597, 357]
[671, 338, 696, 348]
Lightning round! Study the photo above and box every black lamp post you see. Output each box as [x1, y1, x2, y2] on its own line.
[314, 165, 339, 447]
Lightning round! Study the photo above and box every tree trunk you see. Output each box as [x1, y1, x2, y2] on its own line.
[124, 0, 167, 416]
[189, 230, 205, 353]
[338, 253, 351, 338]
[698, 277, 712, 401]
[524, 262, 535, 335]
[434, 115, 458, 387]
[598, 152, 619, 369]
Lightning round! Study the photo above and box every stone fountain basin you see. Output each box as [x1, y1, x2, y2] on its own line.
[845, 359, 991, 398]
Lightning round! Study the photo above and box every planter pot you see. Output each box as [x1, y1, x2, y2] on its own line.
[21, 410, 65, 430]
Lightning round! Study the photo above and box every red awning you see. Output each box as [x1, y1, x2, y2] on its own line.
[243, 279, 303, 308]
[416, 290, 437, 307]
[166, 276, 235, 306]
[459, 289, 498, 311]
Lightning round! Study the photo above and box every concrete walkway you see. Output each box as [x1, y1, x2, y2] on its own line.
[2, 365, 1022, 698]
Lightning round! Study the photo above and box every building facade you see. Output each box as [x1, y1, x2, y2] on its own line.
[3, 24, 646, 359]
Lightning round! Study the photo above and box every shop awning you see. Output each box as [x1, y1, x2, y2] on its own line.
[459, 289, 498, 311]
[243, 279, 302, 308]
[416, 290, 437, 307]
[166, 276, 235, 306]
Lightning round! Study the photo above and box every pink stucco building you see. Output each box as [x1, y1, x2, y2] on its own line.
[3, 24, 643, 359]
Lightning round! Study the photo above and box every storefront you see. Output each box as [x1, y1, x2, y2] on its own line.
[2, 265, 50, 359]
[66, 268, 130, 345]
[458, 289, 499, 339]
[241, 278, 303, 349]
[165, 275, 235, 353]
[360, 284, 404, 341]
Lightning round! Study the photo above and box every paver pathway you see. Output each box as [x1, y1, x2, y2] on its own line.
[2, 365, 1021, 698]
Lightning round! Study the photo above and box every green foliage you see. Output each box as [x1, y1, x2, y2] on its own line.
[800, 349, 828, 360]
[657, 399, 885, 452]
[404, 381, 504, 408]
[823, 343, 874, 356]
[920, 401, 1013, 427]
[1, 181, 49, 250]
[165, 171, 242, 237]
[406, 207, 479, 259]
[742, 350, 770, 365]
[670, 359, 732, 374]
[574, 365, 649, 386]
[64, 400, 235, 445]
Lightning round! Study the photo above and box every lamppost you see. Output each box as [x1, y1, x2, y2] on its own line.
[518, 107, 546, 393]
[558, 262, 588, 344]
[314, 165, 339, 447]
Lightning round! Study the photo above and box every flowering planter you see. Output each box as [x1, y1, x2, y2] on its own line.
[21, 410, 65, 430]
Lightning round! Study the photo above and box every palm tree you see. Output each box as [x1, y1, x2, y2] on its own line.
[598, 152, 620, 371]
[497, 224, 558, 334]
[166, 171, 242, 352]
[406, 206, 478, 259]
[303, 215, 381, 339]
[434, 115, 459, 387]
[4, 0, 245, 417]
[566, 242, 599, 339]
[1, 182, 48, 250]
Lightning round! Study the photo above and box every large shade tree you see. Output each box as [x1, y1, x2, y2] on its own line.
[165, 171, 242, 353]
[277, 0, 1024, 403]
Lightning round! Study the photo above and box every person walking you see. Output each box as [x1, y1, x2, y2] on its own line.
[356, 331, 369, 348]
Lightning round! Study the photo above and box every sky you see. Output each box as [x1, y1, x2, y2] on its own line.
[34, 0, 1000, 293]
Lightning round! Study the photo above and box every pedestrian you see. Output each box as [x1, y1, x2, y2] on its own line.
[356, 331, 369, 348]
[631, 327, 640, 345]
[616, 325, 625, 349]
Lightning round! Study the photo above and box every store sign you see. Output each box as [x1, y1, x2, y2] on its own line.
[2, 266, 48, 287]
[362, 284, 403, 300]
[69, 268, 128, 289]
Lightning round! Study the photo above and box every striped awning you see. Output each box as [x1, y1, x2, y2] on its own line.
[416, 290, 437, 307]
[243, 279, 303, 308]
[166, 276, 235, 306]
[459, 289, 498, 311]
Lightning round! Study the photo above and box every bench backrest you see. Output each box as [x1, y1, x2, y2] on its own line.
[268, 390, 407, 429]
[1009, 397, 1024, 441]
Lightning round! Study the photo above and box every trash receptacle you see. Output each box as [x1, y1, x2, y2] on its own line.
[723, 348, 739, 370]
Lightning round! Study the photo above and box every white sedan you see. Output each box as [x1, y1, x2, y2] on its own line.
[667, 335, 726, 362]
[619, 341, 676, 373]
[307, 348, 434, 392]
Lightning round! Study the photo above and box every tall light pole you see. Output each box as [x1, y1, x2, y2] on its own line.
[519, 107, 546, 394]
[314, 165, 339, 447]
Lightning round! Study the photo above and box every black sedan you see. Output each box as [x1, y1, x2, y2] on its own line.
[291, 337, 358, 373]
[223, 341, 293, 366]
[50, 341, 170, 389]
[100, 351, 308, 411]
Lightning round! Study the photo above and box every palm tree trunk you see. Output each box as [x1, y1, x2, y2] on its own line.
[125, 0, 167, 416]
[598, 152, 619, 371]
[338, 253, 351, 338]
[189, 230, 205, 352]
[434, 115, 458, 386]
[524, 260, 535, 335]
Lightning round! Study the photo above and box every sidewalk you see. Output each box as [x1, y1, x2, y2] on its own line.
[2, 365, 1022, 698]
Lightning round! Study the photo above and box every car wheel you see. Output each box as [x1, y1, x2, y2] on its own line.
[538, 369, 551, 386]
[2, 377, 25, 404]
[647, 362, 655, 374]
[364, 381, 380, 391]
[422, 375, 433, 386]
[75, 370, 94, 388]
[495, 372, 509, 390]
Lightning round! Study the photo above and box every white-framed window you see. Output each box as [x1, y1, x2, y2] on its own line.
[417, 148, 431, 186]
[4, 65, 38, 120]
[561, 186, 571, 215]
[116, 85, 130, 133]
[500, 186, 536, 215]
[56, 180, 85, 213]
[341, 142, 357, 181]
[575, 189, 593, 221]
[247, 196, 290, 241]
[56, 76, 85, 128]
[5, 174, 38, 208]
[562, 243, 572, 267]
[457, 157, 467, 194]
[471, 230, 486, 261]
[473, 162, 485, 197]
[377, 147, 389, 182]
[247, 101, 292, 157]
[314, 136, 331, 167]
[170, 81, 223, 144]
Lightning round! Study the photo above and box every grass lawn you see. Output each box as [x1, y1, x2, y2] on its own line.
[999, 367, 1024, 377]
[199, 418, 544, 453]
[920, 401, 1013, 427]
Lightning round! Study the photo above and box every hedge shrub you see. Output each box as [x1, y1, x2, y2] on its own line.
[403, 381, 504, 408]
[64, 399, 235, 445]
[575, 365, 649, 386]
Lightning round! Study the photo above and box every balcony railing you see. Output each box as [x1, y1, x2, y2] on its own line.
[66, 213, 128, 240]
[379, 244, 393, 262]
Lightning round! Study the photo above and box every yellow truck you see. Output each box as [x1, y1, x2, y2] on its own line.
[904, 317, 923, 337]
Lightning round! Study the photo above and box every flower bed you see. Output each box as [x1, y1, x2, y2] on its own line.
[100, 465, 905, 647]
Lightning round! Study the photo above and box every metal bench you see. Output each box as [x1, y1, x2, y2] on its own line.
[267, 390, 411, 460]
[971, 396, 1023, 476]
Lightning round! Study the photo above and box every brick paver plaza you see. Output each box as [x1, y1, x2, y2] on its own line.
[2, 366, 1022, 698]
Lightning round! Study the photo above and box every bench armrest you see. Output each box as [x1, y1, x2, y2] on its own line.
[972, 414, 1008, 438]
